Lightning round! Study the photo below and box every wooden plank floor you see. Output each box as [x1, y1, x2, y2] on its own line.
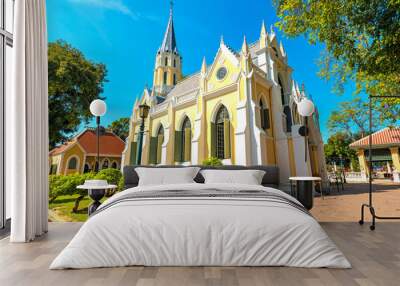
[0, 222, 399, 286]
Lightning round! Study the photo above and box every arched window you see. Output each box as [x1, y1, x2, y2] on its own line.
[67, 157, 77, 169]
[163, 71, 168, 85]
[173, 73, 177, 85]
[283, 105, 293, 133]
[211, 106, 230, 159]
[111, 161, 118, 169]
[292, 103, 300, 125]
[181, 117, 192, 162]
[259, 99, 270, 130]
[102, 159, 109, 169]
[149, 125, 164, 165]
[165, 57, 168, 66]
[278, 75, 285, 106]
[173, 58, 176, 67]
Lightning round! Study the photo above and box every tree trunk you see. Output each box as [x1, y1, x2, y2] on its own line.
[72, 195, 85, 213]
[49, 196, 58, 204]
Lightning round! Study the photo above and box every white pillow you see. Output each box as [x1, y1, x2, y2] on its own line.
[135, 167, 200, 186]
[200, 169, 265, 185]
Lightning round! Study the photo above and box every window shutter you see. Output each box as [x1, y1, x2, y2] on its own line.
[174, 131, 183, 162]
[263, 108, 270, 130]
[149, 137, 157, 165]
[157, 135, 164, 164]
[184, 128, 191, 162]
[223, 119, 231, 159]
[210, 122, 216, 157]
[130, 142, 137, 165]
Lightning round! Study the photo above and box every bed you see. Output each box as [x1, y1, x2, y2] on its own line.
[50, 165, 350, 269]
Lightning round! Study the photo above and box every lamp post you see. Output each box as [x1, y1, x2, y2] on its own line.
[297, 98, 315, 162]
[136, 104, 150, 165]
[90, 99, 107, 172]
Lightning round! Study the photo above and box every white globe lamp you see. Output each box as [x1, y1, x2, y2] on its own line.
[90, 99, 107, 117]
[297, 98, 315, 117]
[90, 99, 107, 172]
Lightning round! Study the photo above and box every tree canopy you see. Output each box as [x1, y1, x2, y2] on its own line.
[274, 0, 400, 113]
[327, 96, 397, 137]
[324, 132, 359, 170]
[48, 40, 107, 148]
[108, 117, 130, 141]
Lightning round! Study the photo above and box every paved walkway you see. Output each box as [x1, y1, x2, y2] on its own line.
[311, 181, 400, 222]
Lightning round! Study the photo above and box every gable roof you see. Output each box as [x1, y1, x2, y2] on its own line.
[49, 128, 125, 156]
[166, 72, 201, 99]
[350, 127, 400, 148]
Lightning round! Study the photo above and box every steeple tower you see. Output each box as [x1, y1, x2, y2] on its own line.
[153, 1, 182, 96]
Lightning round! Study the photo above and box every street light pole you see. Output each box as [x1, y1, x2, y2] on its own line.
[90, 99, 107, 172]
[136, 118, 145, 165]
[136, 104, 150, 165]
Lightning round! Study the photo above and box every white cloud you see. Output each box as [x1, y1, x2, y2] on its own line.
[69, 0, 140, 20]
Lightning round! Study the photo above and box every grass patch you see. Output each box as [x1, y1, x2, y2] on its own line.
[49, 195, 107, 222]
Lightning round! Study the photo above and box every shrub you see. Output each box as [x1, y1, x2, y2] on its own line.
[94, 168, 123, 196]
[49, 169, 124, 212]
[202, 157, 223, 166]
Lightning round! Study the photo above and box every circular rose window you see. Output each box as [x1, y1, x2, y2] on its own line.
[216, 67, 227, 80]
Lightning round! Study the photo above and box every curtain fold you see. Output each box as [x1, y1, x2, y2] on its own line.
[9, 0, 48, 242]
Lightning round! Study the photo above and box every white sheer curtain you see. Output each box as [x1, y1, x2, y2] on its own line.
[9, 0, 48, 242]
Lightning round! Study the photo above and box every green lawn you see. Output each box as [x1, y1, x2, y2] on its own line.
[49, 195, 106, 222]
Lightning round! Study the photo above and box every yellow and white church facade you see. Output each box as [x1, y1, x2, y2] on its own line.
[122, 8, 327, 184]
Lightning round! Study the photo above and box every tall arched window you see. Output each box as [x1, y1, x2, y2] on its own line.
[181, 117, 191, 162]
[173, 58, 176, 67]
[211, 106, 230, 159]
[102, 159, 109, 169]
[163, 71, 168, 85]
[164, 57, 168, 66]
[67, 157, 77, 169]
[149, 125, 164, 165]
[111, 161, 118, 169]
[173, 73, 177, 85]
[259, 99, 270, 130]
[278, 75, 285, 106]
[283, 105, 293, 133]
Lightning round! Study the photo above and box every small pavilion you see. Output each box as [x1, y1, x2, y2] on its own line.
[349, 127, 400, 182]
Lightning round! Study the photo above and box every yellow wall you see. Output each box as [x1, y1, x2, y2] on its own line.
[61, 144, 85, 175]
[390, 147, 400, 171]
[357, 149, 369, 175]
[287, 138, 296, 176]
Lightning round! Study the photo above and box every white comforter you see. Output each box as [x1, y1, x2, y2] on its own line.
[50, 183, 351, 269]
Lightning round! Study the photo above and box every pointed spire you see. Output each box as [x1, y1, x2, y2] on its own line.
[259, 20, 269, 49]
[220, 35, 225, 46]
[241, 35, 250, 57]
[279, 41, 286, 57]
[159, 1, 178, 53]
[201, 57, 207, 75]
[260, 20, 267, 37]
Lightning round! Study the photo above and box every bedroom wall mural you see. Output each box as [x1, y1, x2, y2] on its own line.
[47, 0, 327, 221]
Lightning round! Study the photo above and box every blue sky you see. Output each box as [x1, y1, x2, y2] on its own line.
[47, 0, 357, 142]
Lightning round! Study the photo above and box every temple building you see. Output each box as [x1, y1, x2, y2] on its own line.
[122, 6, 327, 184]
[350, 127, 400, 182]
[49, 128, 125, 175]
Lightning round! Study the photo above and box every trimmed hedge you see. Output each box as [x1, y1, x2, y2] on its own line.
[49, 168, 123, 212]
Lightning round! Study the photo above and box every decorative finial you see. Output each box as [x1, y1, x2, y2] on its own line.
[220, 35, 225, 46]
[170, 0, 174, 15]
[261, 20, 267, 36]
[241, 35, 249, 56]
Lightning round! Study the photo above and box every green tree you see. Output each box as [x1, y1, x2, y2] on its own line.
[324, 133, 359, 170]
[48, 40, 108, 148]
[327, 96, 394, 137]
[108, 117, 130, 141]
[274, 0, 400, 116]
